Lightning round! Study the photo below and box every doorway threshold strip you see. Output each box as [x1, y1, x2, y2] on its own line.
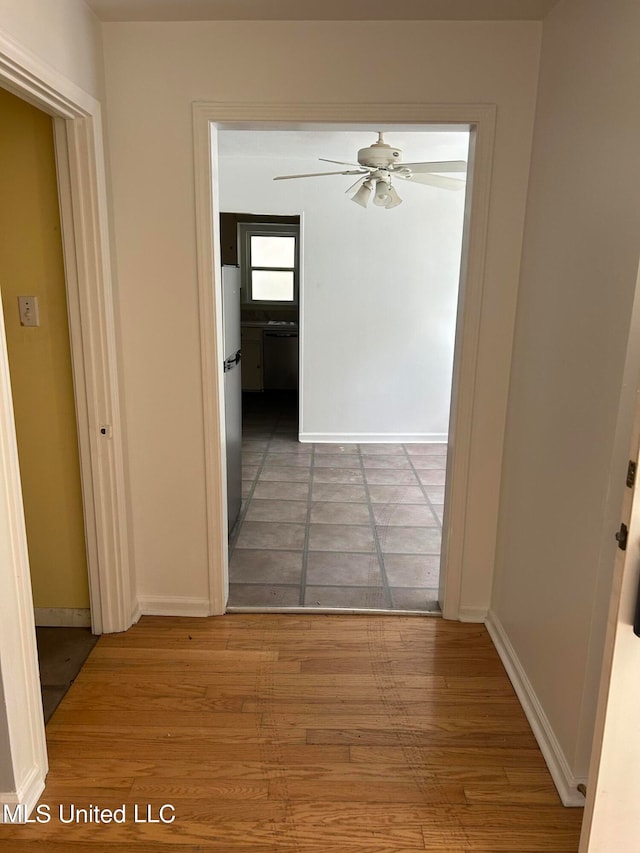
[226, 605, 441, 616]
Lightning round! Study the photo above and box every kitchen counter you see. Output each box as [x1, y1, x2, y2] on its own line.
[241, 320, 298, 330]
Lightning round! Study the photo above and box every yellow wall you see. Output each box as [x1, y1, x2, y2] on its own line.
[0, 87, 89, 610]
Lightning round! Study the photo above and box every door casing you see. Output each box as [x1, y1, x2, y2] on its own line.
[192, 102, 496, 619]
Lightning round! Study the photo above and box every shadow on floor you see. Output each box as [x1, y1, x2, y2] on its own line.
[35, 626, 98, 723]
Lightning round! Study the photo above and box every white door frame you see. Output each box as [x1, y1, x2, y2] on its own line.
[192, 102, 496, 618]
[0, 30, 133, 816]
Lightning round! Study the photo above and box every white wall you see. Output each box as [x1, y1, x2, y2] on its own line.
[491, 0, 640, 793]
[0, 0, 108, 813]
[218, 130, 468, 441]
[102, 20, 541, 609]
[0, 0, 105, 100]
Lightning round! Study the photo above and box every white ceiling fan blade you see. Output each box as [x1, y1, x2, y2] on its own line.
[396, 172, 466, 190]
[273, 169, 365, 181]
[397, 160, 467, 173]
[319, 158, 368, 169]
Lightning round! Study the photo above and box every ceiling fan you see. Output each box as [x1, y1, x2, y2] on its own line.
[273, 132, 467, 209]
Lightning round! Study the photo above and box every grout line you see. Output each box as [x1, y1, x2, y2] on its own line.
[298, 442, 315, 606]
[229, 451, 270, 558]
[233, 396, 442, 613]
[358, 445, 393, 610]
[402, 443, 445, 530]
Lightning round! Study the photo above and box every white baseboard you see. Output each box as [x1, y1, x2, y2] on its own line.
[137, 596, 211, 617]
[458, 605, 488, 623]
[34, 608, 91, 628]
[0, 764, 46, 823]
[299, 432, 447, 444]
[485, 611, 586, 807]
[130, 601, 142, 625]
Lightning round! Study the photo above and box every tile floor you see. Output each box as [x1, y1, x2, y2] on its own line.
[228, 392, 446, 612]
[35, 626, 99, 723]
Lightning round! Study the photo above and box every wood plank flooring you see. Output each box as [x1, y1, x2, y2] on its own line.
[0, 614, 583, 852]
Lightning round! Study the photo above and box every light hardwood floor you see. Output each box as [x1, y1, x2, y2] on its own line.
[1, 614, 583, 851]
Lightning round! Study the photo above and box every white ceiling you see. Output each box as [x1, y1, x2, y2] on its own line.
[217, 129, 470, 164]
[85, 0, 560, 22]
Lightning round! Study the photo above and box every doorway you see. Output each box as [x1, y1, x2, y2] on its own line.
[0, 87, 98, 721]
[216, 127, 468, 612]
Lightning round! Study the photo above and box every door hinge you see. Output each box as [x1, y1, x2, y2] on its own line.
[627, 460, 637, 488]
[615, 522, 629, 551]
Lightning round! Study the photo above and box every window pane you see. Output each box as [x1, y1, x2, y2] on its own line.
[251, 236, 295, 268]
[252, 271, 294, 301]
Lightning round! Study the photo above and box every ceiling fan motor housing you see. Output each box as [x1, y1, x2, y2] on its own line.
[358, 142, 402, 169]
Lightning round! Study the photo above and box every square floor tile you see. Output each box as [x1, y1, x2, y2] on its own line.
[424, 486, 446, 502]
[243, 440, 269, 452]
[268, 438, 306, 451]
[367, 485, 426, 504]
[304, 586, 389, 609]
[306, 552, 383, 586]
[360, 444, 405, 456]
[417, 470, 446, 486]
[243, 451, 266, 466]
[229, 549, 303, 584]
[376, 526, 442, 554]
[410, 457, 447, 470]
[314, 444, 359, 455]
[365, 469, 418, 485]
[308, 524, 376, 552]
[383, 554, 441, 587]
[311, 483, 368, 502]
[245, 500, 309, 523]
[372, 504, 439, 527]
[253, 481, 310, 501]
[362, 456, 413, 470]
[266, 453, 312, 467]
[310, 502, 371, 525]
[314, 454, 361, 469]
[259, 466, 311, 483]
[405, 444, 447, 456]
[228, 584, 301, 607]
[235, 521, 306, 550]
[389, 587, 440, 612]
[312, 468, 363, 484]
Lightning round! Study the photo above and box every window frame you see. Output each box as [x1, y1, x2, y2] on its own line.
[239, 222, 300, 306]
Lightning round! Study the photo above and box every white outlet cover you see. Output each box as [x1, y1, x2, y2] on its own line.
[18, 296, 40, 327]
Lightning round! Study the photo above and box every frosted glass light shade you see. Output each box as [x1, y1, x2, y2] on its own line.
[351, 181, 373, 207]
[373, 179, 392, 206]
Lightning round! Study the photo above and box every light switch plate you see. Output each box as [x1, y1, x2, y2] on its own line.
[18, 296, 40, 327]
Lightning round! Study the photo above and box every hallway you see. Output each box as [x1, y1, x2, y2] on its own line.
[229, 393, 445, 611]
[5, 613, 583, 851]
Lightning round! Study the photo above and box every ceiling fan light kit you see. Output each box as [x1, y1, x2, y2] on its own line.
[351, 179, 374, 208]
[273, 132, 467, 210]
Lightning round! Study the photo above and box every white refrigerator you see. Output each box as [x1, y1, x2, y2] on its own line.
[222, 265, 242, 533]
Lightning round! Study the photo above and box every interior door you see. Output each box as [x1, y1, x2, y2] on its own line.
[580, 409, 640, 850]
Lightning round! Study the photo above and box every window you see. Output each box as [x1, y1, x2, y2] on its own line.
[239, 223, 300, 305]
